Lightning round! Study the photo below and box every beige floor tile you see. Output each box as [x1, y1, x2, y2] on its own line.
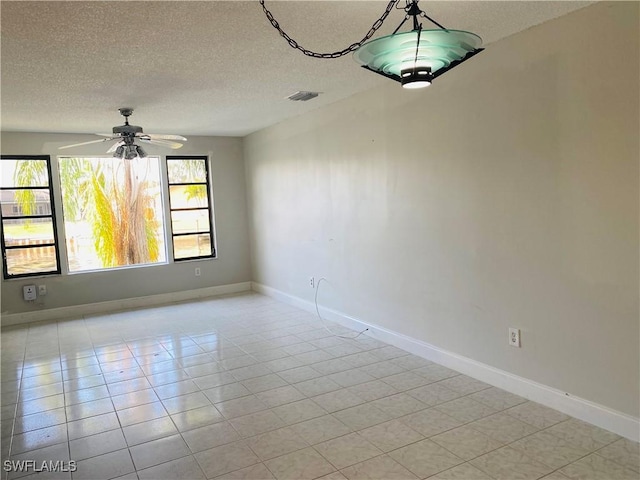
[545, 418, 621, 451]
[333, 403, 391, 431]
[412, 364, 458, 383]
[9, 443, 69, 479]
[17, 395, 65, 417]
[431, 425, 503, 461]
[72, 448, 135, 480]
[3, 294, 634, 480]
[263, 356, 304, 373]
[511, 430, 592, 469]
[437, 375, 490, 395]
[13, 408, 66, 434]
[204, 383, 252, 403]
[539, 472, 572, 479]
[469, 412, 539, 444]
[316, 472, 348, 480]
[596, 438, 640, 472]
[161, 391, 212, 415]
[341, 454, 418, 480]
[153, 380, 200, 400]
[291, 415, 352, 445]
[111, 388, 160, 410]
[116, 401, 168, 427]
[429, 462, 493, 480]
[390, 355, 433, 370]
[137, 455, 207, 479]
[129, 433, 191, 470]
[230, 409, 285, 437]
[314, 432, 382, 470]
[294, 378, 342, 398]
[406, 384, 462, 407]
[278, 366, 324, 384]
[399, 408, 462, 438]
[506, 401, 570, 429]
[434, 397, 497, 423]
[215, 395, 268, 419]
[346, 380, 398, 402]
[245, 426, 308, 460]
[171, 404, 224, 432]
[271, 399, 328, 426]
[470, 446, 553, 480]
[194, 441, 260, 478]
[193, 372, 237, 390]
[67, 412, 120, 440]
[256, 386, 305, 408]
[381, 372, 429, 391]
[241, 374, 288, 394]
[214, 462, 275, 479]
[122, 416, 178, 446]
[371, 393, 427, 418]
[65, 398, 114, 422]
[265, 447, 335, 480]
[182, 421, 241, 453]
[327, 369, 376, 388]
[560, 453, 638, 479]
[106, 377, 151, 396]
[69, 428, 127, 461]
[469, 386, 527, 410]
[312, 389, 365, 413]
[358, 419, 424, 452]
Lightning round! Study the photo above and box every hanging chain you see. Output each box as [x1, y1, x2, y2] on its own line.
[259, 0, 399, 59]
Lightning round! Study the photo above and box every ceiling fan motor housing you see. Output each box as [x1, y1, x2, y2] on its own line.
[112, 124, 143, 135]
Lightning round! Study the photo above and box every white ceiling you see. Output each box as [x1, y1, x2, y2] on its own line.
[1, 1, 592, 137]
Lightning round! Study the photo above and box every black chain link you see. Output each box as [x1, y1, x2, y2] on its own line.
[259, 0, 399, 59]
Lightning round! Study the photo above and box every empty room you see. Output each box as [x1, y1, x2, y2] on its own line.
[0, 1, 638, 479]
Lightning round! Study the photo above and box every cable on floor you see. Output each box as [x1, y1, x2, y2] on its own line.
[314, 277, 369, 340]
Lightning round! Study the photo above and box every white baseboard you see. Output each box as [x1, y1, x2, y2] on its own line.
[252, 282, 640, 442]
[1, 282, 252, 327]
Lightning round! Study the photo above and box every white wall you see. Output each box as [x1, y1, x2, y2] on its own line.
[244, 2, 639, 418]
[1, 132, 251, 315]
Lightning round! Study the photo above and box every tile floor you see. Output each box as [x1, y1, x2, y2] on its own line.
[1, 292, 638, 480]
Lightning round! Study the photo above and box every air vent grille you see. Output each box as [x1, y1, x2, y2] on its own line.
[286, 91, 320, 101]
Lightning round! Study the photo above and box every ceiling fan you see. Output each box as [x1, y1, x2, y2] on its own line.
[59, 108, 187, 159]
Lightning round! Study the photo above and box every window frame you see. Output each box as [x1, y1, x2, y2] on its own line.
[0, 155, 62, 279]
[166, 155, 216, 261]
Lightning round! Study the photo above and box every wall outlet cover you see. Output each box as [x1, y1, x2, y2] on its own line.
[23, 285, 37, 301]
[509, 328, 521, 347]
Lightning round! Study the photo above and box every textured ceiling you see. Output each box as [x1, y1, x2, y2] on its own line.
[1, 1, 592, 137]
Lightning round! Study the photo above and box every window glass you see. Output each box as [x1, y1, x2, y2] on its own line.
[0, 156, 60, 278]
[58, 156, 166, 272]
[166, 156, 215, 261]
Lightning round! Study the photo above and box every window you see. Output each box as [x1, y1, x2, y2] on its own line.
[166, 156, 216, 260]
[58, 156, 166, 272]
[0, 155, 61, 278]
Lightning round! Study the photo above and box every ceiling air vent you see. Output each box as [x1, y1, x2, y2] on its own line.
[286, 91, 320, 102]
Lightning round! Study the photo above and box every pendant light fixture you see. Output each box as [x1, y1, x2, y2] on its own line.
[260, 0, 483, 89]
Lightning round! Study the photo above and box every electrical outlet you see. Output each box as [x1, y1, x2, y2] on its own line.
[38, 285, 47, 296]
[195, 267, 201, 277]
[23, 285, 37, 301]
[309, 277, 314, 289]
[509, 328, 521, 347]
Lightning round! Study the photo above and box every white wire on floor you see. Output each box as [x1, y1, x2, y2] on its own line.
[314, 277, 369, 340]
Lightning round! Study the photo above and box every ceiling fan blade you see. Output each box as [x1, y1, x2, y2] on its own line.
[96, 133, 119, 137]
[138, 133, 187, 141]
[58, 138, 117, 150]
[106, 140, 125, 153]
[138, 138, 184, 149]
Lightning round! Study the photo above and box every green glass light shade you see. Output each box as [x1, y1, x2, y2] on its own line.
[353, 29, 483, 83]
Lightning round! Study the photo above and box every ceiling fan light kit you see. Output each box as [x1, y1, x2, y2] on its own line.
[260, 0, 483, 89]
[59, 108, 187, 157]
